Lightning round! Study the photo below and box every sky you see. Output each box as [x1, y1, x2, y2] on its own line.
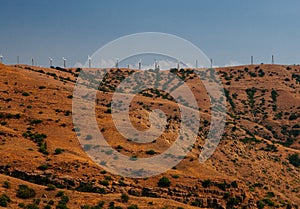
[0, 0, 300, 67]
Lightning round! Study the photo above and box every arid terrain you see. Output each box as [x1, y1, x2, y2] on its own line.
[0, 63, 299, 209]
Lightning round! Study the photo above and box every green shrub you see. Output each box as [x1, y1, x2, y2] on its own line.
[48, 200, 54, 205]
[288, 154, 300, 167]
[0, 194, 11, 207]
[127, 205, 138, 209]
[145, 150, 156, 155]
[99, 180, 109, 186]
[105, 108, 112, 114]
[217, 182, 229, 191]
[157, 177, 171, 187]
[86, 135, 93, 140]
[46, 184, 56, 191]
[289, 113, 297, 120]
[59, 195, 69, 204]
[231, 181, 238, 188]
[3, 180, 10, 188]
[256, 200, 265, 209]
[22, 92, 30, 96]
[30, 119, 43, 125]
[16, 185, 36, 199]
[202, 179, 211, 188]
[121, 193, 129, 203]
[56, 191, 64, 197]
[24, 203, 39, 209]
[55, 148, 64, 155]
[37, 164, 49, 171]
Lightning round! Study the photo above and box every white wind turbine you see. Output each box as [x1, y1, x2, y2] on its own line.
[88, 56, 92, 68]
[49, 57, 53, 67]
[138, 59, 142, 70]
[62, 57, 66, 68]
[115, 58, 119, 68]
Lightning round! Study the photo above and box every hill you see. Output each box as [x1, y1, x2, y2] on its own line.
[0, 63, 299, 209]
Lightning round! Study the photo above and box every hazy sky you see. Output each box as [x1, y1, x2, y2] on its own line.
[0, 0, 300, 67]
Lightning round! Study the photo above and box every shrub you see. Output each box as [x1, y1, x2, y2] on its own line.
[55, 148, 64, 155]
[24, 203, 39, 209]
[256, 200, 265, 209]
[3, 180, 10, 188]
[288, 154, 300, 167]
[99, 180, 109, 186]
[30, 119, 43, 125]
[105, 108, 112, 114]
[86, 135, 93, 140]
[48, 200, 55, 205]
[121, 193, 129, 202]
[46, 184, 56, 191]
[157, 177, 171, 187]
[22, 92, 30, 96]
[289, 113, 297, 120]
[56, 191, 64, 197]
[127, 205, 139, 209]
[38, 86, 46, 89]
[145, 150, 156, 155]
[0, 194, 11, 207]
[202, 179, 211, 188]
[59, 195, 69, 204]
[231, 181, 238, 188]
[16, 184, 36, 199]
[37, 164, 49, 171]
[217, 182, 229, 191]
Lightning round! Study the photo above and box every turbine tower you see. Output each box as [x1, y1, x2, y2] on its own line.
[272, 55, 274, 64]
[0, 54, 3, 64]
[49, 57, 53, 67]
[88, 56, 92, 68]
[31, 58, 34, 66]
[62, 57, 66, 68]
[251, 56, 253, 65]
[138, 60, 142, 70]
[177, 59, 180, 70]
[196, 60, 198, 68]
[17, 56, 19, 64]
[210, 58, 213, 68]
[154, 59, 157, 70]
[115, 58, 119, 68]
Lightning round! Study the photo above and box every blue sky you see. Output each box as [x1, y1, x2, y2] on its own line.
[0, 0, 300, 67]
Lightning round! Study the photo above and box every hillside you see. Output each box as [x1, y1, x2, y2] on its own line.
[0, 63, 299, 209]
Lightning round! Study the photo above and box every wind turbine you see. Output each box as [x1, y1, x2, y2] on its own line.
[177, 59, 180, 70]
[138, 59, 142, 70]
[115, 58, 119, 68]
[49, 57, 53, 67]
[88, 56, 92, 68]
[0, 54, 3, 64]
[31, 58, 34, 66]
[62, 57, 66, 68]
